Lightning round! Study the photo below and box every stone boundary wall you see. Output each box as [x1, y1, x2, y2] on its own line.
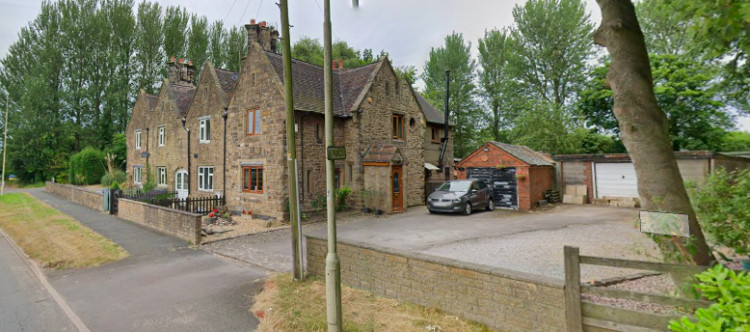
[117, 198, 202, 244]
[45, 182, 104, 212]
[306, 235, 566, 332]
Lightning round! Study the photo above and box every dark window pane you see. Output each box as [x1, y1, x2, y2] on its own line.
[257, 168, 263, 190]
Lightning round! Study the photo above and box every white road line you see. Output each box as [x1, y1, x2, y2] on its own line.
[0, 227, 91, 332]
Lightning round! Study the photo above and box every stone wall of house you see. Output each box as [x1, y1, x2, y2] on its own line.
[363, 165, 390, 211]
[356, 62, 425, 207]
[306, 235, 565, 332]
[294, 113, 348, 207]
[186, 63, 230, 196]
[117, 198, 202, 244]
[424, 123, 454, 182]
[223, 42, 287, 220]
[45, 182, 105, 212]
[147, 81, 191, 191]
[126, 91, 153, 186]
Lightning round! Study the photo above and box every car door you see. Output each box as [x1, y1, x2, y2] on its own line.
[477, 181, 489, 206]
[469, 181, 481, 206]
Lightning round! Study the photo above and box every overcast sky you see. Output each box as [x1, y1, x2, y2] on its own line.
[1, 0, 748, 130]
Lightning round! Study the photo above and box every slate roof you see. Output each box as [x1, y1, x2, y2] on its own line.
[362, 143, 401, 163]
[490, 141, 554, 166]
[214, 68, 239, 96]
[170, 83, 196, 117]
[264, 51, 379, 117]
[414, 92, 453, 126]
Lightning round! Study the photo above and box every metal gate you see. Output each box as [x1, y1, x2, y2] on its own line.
[466, 167, 518, 209]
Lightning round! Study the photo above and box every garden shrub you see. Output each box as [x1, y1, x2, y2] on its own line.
[689, 168, 750, 259]
[68, 147, 105, 185]
[669, 265, 750, 331]
[101, 170, 126, 187]
[336, 186, 352, 212]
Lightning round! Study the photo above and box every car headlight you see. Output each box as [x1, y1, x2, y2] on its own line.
[451, 198, 461, 203]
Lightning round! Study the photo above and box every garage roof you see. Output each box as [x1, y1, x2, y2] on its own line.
[490, 141, 554, 166]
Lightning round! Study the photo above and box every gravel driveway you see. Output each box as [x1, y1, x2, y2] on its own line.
[205, 204, 662, 281]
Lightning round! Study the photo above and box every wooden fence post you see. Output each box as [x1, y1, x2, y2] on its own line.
[564, 245, 583, 332]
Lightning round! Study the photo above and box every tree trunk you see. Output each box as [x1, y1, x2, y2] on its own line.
[593, 0, 713, 266]
[493, 103, 500, 141]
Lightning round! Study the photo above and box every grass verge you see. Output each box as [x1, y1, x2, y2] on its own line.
[0, 193, 128, 268]
[251, 274, 495, 332]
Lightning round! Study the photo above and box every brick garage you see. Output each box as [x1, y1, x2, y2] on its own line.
[456, 141, 554, 211]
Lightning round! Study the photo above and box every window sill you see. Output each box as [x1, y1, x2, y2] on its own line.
[199, 141, 211, 144]
[198, 189, 214, 192]
[158, 145, 164, 147]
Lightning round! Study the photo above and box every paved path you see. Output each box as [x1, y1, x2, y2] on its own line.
[0, 230, 77, 332]
[26, 189, 267, 332]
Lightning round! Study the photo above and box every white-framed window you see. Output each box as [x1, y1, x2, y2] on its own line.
[135, 130, 142, 150]
[157, 167, 166, 186]
[133, 166, 143, 184]
[198, 166, 214, 191]
[199, 117, 211, 143]
[158, 126, 165, 147]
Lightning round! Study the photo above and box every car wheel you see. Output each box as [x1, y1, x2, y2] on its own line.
[463, 202, 472, 215]
[428, 208, 435, 214]
[486, 199, 495, 211]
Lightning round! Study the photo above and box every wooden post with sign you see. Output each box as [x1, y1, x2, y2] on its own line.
[327, 146, 346, 160]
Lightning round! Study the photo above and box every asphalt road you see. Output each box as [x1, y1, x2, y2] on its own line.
[26, 189, 268, 332]
[0, 230, 77, 332]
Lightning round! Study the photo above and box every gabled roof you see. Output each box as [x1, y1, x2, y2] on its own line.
[264, 51, 379, 117]
[362, 143, 404, 164]
[214, 68, 239, 96]
[169, 83, 196, 117]
[414, 92, 453, 126]
[490, 141, 554, 166]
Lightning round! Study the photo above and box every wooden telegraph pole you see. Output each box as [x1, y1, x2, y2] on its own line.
[279, 0, 304, 280]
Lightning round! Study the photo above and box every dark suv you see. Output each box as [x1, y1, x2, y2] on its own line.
[427, 180, 494, 215]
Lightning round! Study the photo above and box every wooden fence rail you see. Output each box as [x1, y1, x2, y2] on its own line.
[564, 246, 710, 332]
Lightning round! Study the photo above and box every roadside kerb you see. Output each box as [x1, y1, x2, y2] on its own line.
[306, 234, 566, 332]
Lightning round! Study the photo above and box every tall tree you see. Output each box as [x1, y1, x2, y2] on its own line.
[509, 0, 594, 107]
[207, 21, 227, 68]
[223, 25, 246, 72]
[134, 1, 163, 94]
[477, 28, 514, 141]
[105, 0, 137, 134]
[186, 14, 209, 77]
[593, 0, 713, 265]
[162, 6, 189, 58]
[635, 0, 692, 55]
[422, 32, 479, 157]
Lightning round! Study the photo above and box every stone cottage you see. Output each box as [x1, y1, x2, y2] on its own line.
[126, 20, 452, 220]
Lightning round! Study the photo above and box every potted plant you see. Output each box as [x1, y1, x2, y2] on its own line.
[204, 210, 217, 225]
[516, 173, 527, 181]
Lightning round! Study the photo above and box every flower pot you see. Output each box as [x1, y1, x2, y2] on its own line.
[374, 209, 383, 216]
[362, 207, 372, 213]
[203, 216, 217, 225]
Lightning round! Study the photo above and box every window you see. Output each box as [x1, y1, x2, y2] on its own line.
[431, 127, 441, 143]
[198, 166, 214, 191]
[385, 82, 390, 96]
[157, 167, 167, 186]
[242, 166, 264, 193]
[199, 118, 211, 143]
[133, 166, 142, 184]
[158, 126, 165, 147]
[348, 164, 353, 183]
[246, 109, 262, 135]
[335, 168, 341, 189]
[135, 130, 142, 150]
[315, 124, 322, 143]
[392, 114, 404, 140]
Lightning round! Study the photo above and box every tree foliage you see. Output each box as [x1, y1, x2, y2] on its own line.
[577, 54, 732, 151]
[290, 37, 380, 69]
[477, 29, 514, 141]
[422, 33, 480, 157]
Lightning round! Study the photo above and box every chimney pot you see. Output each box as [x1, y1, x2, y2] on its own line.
[338, 59, 344, 69]
[332, 60, 338, 69]
[250, 18, 256, 24]
[259, 21, 267, 27]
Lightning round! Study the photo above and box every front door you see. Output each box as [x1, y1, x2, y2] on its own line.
[391, 165, 403, 213]
[175, 169, 189, 199]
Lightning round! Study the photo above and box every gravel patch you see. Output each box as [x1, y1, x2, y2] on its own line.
[583, 274, 692, 316]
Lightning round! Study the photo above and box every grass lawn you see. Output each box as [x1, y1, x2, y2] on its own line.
[251, 274, 495, 332]
[0, 193, 128, 268]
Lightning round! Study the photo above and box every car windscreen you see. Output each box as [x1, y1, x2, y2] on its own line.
[437, 181, 472, 192]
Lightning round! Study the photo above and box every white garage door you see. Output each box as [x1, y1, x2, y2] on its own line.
[594, 162, 639, 198]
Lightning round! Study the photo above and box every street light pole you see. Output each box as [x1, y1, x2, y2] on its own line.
[1, 93, 8, 196]
[323, 0, 342, 329]
[279, 0, 304, 281]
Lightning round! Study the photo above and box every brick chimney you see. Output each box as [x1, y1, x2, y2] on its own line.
[245, 19, 279, 53]
[166, 57, 195, 85]
[332, 59, 344, 70]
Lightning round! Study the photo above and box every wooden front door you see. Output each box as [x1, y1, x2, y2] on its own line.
[391, 165, 403, 213]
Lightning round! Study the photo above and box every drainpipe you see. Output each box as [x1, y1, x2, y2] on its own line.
[441, 70, 450, 181]
[181, 116, 190, 193]
[299, 111, 311, 200]
[145, 127, 150, 167]
[222, 107, 228, 197]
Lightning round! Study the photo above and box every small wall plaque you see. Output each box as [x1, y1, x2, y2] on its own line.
[327, 146, 346, 160]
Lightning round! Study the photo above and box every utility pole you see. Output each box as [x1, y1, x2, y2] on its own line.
[443, 70, 450, 181]
[323, 0, 342, 329]
[279, 0, 304, 281]
[1, 93, 7, 196]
